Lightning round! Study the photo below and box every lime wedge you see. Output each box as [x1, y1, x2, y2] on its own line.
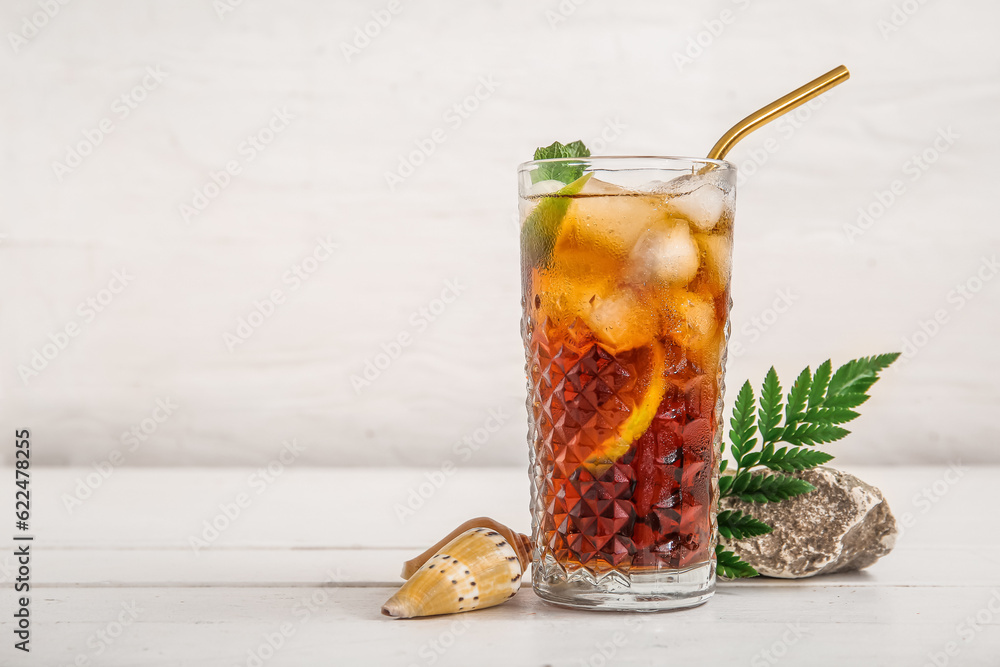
[520, 172, 593, 267]
[583, 340, 667, 474]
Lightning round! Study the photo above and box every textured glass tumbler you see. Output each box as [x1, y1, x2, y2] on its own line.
[519, 157, 735, 611]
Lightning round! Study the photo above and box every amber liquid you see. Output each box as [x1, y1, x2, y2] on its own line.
[523, 188, 731, 575]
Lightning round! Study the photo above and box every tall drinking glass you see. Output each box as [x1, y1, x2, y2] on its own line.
[519, 157, 735, 610]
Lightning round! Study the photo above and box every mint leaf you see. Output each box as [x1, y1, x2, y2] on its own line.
[534, 140, 590, 162]
[532, 140, 591, 184]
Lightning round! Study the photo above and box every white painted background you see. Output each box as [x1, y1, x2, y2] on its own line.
[2, 0, 997, 467]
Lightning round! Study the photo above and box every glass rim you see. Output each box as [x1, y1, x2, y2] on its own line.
[517, 155, 734, 172]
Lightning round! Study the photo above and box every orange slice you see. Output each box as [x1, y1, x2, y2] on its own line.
[582, 339, 667, 474]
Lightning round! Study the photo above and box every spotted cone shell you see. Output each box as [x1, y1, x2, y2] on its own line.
[381, 527, 526, 618]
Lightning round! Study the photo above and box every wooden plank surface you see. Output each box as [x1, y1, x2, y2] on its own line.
[17, 586, 1000, 666]
[19, 545, 1000, 588]
[2, 465, 998, 665]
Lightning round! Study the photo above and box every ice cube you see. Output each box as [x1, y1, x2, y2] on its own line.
[577, 177, 627, 195]
[537, 236, 620, 326]
[528, 179, 569, 196]
[537, 266, 613, 329]
[627, 221, 700, 287]
[647, 173, 703, 197]
[699, 233, 732, 290]
[666, 183, 727, 232]
[664, 290, 718, 350]
[562, 189, 668, 258]
[583, 287, 657, 353]
[635, 179, 672, 193]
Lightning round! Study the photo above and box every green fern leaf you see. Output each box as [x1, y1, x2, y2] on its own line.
[758, 368, 784, 442]
[719, 474, 734, 496]
[729, 381, 757, 453]
[785, 366, 811, 425]
[805, 407, 860, 425]
[735, 472, 815, 503]
[827, 353, 900, 398]
[717, 510, 773, 540]
[731, 470, 752, 496]
[716, 544, 758, 578]
[808, 360, 832, 410]
[757, 446, 834, 472]
[821, 392, 870, 410]
[781, 423, 850, 446]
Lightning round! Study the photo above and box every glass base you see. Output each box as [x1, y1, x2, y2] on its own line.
[532, 559, 715, 612]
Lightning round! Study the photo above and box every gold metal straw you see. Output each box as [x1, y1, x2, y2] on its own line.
[706, 65, 850, 161]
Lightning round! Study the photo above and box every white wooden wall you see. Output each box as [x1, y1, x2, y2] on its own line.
[2, 0, 997, 466]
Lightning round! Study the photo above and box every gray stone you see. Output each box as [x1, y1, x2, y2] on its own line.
[720, 467, 897, 578]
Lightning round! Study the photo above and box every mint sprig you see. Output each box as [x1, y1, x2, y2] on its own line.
[716, 353, 900, 578]
[532, 140, 591, 184]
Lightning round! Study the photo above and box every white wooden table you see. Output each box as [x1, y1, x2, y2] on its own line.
[5, 465, 999, 665]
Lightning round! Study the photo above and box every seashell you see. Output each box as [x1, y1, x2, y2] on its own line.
[381, 519, 530, 619]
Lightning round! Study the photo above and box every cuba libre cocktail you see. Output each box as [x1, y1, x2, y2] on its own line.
[520, 157, 735, 610]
